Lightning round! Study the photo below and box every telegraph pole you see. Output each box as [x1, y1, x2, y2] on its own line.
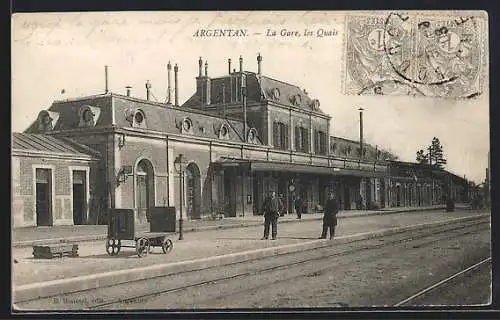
[359, 108, 364, 160]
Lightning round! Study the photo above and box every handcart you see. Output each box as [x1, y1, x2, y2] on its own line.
[105, 207, 176, 258]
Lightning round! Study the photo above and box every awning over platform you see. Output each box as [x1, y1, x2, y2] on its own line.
[215, 159, 388, 178]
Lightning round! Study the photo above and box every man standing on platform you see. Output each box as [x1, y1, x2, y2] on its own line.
[319, 192, 339, 239]
[261, 190, 281, 240]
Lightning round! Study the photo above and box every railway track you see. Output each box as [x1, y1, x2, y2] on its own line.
[15, 215, 489, 310]
[393, 257, 491, 307]
[173, 218, 490, 309]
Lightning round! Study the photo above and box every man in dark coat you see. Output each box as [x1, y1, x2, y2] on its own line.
[261, 191, 281, 240]
[319, 192, 340, 239]
[294, 196, 303, 219]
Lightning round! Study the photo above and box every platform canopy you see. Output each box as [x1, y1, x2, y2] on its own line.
[214, 159, 388, 178]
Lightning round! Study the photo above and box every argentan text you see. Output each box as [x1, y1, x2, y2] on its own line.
[193, 29, 248, 37]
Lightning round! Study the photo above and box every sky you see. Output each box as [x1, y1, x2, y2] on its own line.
[11, 11, 490, 183]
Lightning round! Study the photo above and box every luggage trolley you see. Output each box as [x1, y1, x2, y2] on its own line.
[105, 207, 176, 258]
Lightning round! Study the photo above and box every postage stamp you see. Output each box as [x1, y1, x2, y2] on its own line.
[343, 11, 488, 99]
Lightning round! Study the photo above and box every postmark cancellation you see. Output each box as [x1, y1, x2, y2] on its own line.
[342, 11, 488, 99]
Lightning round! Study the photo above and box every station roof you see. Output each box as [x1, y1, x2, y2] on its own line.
[12, 133, 100, 159]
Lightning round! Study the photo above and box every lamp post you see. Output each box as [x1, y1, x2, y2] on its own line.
[174, 154, 188, 240]
[241, 74, 247, 218]
[241, 73, 247, 138]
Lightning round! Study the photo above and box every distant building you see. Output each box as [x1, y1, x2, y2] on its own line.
[11, 54, 469, 227]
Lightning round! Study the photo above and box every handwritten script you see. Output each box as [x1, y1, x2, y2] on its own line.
[13, 12, 344, 47]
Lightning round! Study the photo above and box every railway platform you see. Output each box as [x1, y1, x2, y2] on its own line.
[12, 205, 448, 248]
[12, 206, 488, 306]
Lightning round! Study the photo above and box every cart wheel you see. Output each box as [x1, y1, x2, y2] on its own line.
[106, 238, 121, 256]
[136, 238, 150, 258]
[162, 238, 173, 254]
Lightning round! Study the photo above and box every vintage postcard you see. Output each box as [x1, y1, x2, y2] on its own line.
[11, 11, 490, 311]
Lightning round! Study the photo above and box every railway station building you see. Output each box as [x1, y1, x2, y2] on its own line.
[12, 54, 470, 227]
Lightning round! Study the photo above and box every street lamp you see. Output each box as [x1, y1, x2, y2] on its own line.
[174, 154, 188, 240]
[241, 73, 247, 138]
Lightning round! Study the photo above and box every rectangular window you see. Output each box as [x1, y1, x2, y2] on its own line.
[320, 131, 327, 155]
[282, 123, 289, 150]
[301, 127, 309, 153]
[314, 130, 328, 155]
[314, 130, 319, 154]
[295, 126, 310, 153]
[273, 122, 288, 150]
[295, 126, 302, 151]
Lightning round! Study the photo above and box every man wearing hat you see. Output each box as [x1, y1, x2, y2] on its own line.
[261, 190, 281, 240]
[319, 192, 339, 239]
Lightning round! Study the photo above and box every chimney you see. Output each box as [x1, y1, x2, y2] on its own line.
[205, 66, 211, 105]
[167, 61, 172, 104]
[198, 57, 203, 77]
[174, 64, 179, 106]
[239, 55, 243, 72]
[126, 86, 132, 97]
[228, 59, 232, 74]
[257, 53, 262, 75]
[146, 81, 152, 100]
[222, 81, 227, 117]
[104, 65, 109, 93]
[222, 82, 226, 104]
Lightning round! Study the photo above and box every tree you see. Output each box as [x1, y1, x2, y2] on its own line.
[430, 137, 447, 169]
[416, 149, 428, 164]
[415, 137, 447, 169]
[380, 150, 399, 161]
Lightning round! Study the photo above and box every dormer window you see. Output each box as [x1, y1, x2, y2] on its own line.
[37, 110, 53, 132]
[247, 128, 258, 143]
[271, 88, 280, 101]
[132, 109, 147, 128]
[181, 117, 193, 134]
[292, 94, 302, 106]
[221, 125, 228, 136]
[135, 112, 144, 124]
[218, 124, 230, 139]
[78, 105, 100, 128]
[83, 109, 94, 123]
[331, 142, 338, 154]
[311, 99, 320, 110]
[79, 108, 95, 127]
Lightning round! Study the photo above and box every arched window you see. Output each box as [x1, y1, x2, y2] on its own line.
[135, 159, 155, 223]
[185, 162, 201, 219]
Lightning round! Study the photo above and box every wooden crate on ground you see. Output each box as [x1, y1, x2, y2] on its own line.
[32, 243, 79, 259]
